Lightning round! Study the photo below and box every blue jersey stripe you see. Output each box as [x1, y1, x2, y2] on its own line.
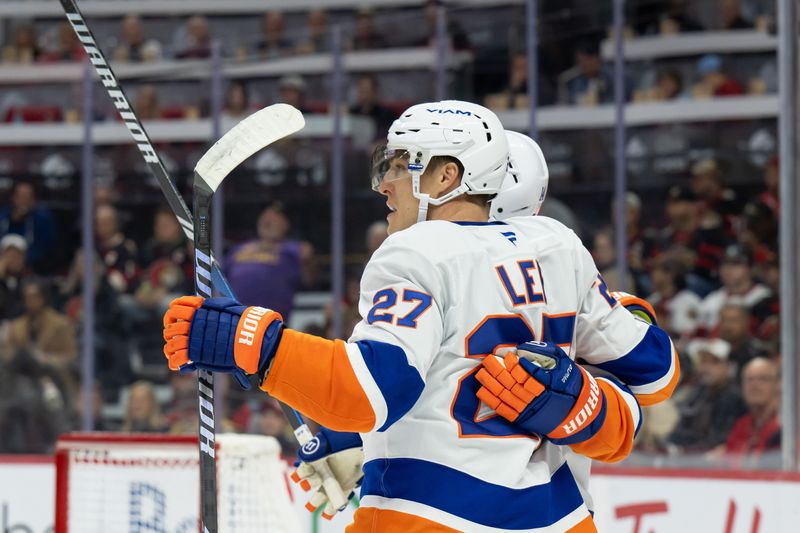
[593, 326, 673, 386]
[361, 458, 584, 529]
[355, 340, 425, 432]
[541, 314, 575, 345]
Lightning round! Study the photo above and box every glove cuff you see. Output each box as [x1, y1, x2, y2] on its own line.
[547, 367, 607, 444]
[256, 321, 284, 383]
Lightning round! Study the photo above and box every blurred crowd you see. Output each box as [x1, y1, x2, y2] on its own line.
[0, 0, 785, 471]
[601, 155, 781, 469]
[0, 0, 780, 125]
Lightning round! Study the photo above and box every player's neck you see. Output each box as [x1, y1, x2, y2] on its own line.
[427, 198, 489, 224]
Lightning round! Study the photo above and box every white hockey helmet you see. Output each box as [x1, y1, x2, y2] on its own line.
[372, 100, 508, 223]
[490, 130, 549, 219]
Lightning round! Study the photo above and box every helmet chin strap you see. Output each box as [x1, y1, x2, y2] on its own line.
[412, 172, 430, 223]
[416, 193, 431, 223]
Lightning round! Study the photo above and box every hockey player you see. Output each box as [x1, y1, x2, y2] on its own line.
[163, 101, 678, 532]
[291, 130, 673, 522]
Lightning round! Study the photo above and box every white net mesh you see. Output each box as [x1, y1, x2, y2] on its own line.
[56, 433, 302, 533]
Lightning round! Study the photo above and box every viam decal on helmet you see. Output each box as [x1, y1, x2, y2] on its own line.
[409, 164, 424, 171]
[426, 109, 472, 115]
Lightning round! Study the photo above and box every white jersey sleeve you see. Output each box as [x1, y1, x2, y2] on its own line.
[342, 233, 444, 431]
[572, 236, 679, 406]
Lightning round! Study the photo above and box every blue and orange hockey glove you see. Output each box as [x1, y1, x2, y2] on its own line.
[611, 291, 657, 325]
[290, 428, 363, 520]
[163, 296, 283, 389]
[476, 341, 606, 444]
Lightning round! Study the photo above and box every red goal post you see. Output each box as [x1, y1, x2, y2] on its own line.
[55, 432, 302, 533]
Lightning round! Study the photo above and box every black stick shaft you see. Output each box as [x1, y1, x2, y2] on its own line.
[194, 180, 217, 532]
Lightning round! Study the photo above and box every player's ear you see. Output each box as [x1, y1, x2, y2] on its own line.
[439, 161, 460, 189]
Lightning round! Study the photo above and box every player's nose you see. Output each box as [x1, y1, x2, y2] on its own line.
[377, 176, 392, 197]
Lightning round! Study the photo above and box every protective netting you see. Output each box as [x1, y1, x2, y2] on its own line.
[56, 433, 301, 533]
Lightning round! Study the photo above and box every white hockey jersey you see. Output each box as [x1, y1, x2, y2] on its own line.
[263, 216, 679, 533]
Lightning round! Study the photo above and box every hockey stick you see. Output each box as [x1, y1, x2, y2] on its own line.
[58, 3, 226, 530]
[59, 1, 348, 519]
[194, 105, 348, 513]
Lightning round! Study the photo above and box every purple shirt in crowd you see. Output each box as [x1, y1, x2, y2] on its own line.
[224, 239, 303, 320]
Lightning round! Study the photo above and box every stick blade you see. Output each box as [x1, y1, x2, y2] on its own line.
[195, 103, 305, 192]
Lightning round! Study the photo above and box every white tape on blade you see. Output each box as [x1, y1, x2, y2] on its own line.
[194, 103, 305, 192]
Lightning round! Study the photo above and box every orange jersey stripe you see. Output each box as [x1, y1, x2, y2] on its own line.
[569, 380, 636, 463]
[565, 514, 599, 533]
[261, 329, 376, 432]
[635, 349, 681, 407]
[346, 507, 462, 533]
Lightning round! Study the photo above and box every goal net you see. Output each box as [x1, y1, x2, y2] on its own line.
[55, 433, 302, 533]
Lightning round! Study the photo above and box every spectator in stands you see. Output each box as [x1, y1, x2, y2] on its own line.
[668, 338, 745, 453]
[277, 75, 310, 114]
[647, 256, 702, 341]
[256, 11, 294, 59]
[136, 209, 194, 310]
[349, 74, 396, 139]
[350, 8, 388, 50]
[692, 54, 745, 98]
[631, 0, 704, 35]
[415, 0, 470, 50]
[0, 234, 28, 320]
[61, 250, 131, 401]
[3, 24, 42, 63]
[224, 203, 315, 321]
[6, 278, 76, 379]
[698, 245, 771, 331]
[175, 15, 212, 59]
[133, 84, 161, 121]
[723, 357, 780, 468]
[95, 204, 141, 294]
[720, 0, 752, 30]
[222, 82, 250, 120]
[485, 52, 557, 110]
[0, 180, 57, 274]
[659, 0, 705, 34]
[559, 40, 625, 106]
[690, 157, 739, 236]
[296, 9, 329, 54]
[740, 200, 777, 268]
[644, 185, 728, 294]
[251, 397, 298, 457]
[139, 206, 192, 276]
[112, 14, 163, 63]
[122, 381, 167, 433]
[718, 304, 766, 373]
[41, 21, 85, 62]
[654, 69, 684, 100]
[0, 347, 67, 453]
